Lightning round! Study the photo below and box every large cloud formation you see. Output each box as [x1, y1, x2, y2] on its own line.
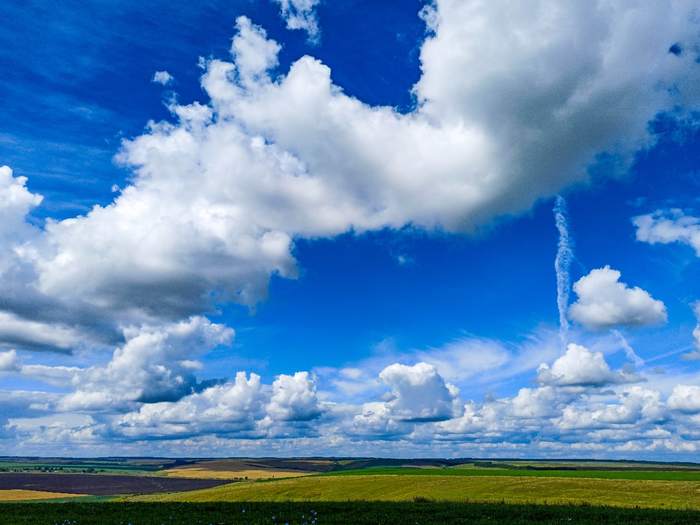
[1, 1, 700, 455]
[1, 2, 698, 350]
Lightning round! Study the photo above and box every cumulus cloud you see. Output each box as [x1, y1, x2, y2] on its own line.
[57, 316, 233, 412]
[114, 372, 265, 439]
[152, 70, 174, 86]
[113, 370, 323, 440]
[272, 0, 320, 41]
[569, 267, 667, 329]
[266, 371, 322, 422]
[556, 387, 665, 430]
[537, 343, 638, 387]
[634, 209, 700, 256]
[0, 2, 697, 351]
[668, 385, 700, 414]
[378, 362, 461, 422]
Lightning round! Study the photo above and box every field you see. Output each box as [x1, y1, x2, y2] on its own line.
[0, 473, 227, 495]
[161, 458, 327, 480]
[1, 502, 700, 525]
[0, 489, 85, 501]
[129, 473, 700, 510]
[2, 458, 700, 523]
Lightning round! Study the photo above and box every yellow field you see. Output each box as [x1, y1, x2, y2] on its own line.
[128, 474, 700, 510]
[163, 468, 311, 480]
[0, 489, 85, 501]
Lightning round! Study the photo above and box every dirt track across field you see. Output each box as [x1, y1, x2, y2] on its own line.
[0, 473, 228, 495]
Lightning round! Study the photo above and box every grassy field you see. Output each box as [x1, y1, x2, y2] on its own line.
[323, 466, 700, 481]
[127, 474, 700, 510]
[0, 490, 85, 501]
[2, 502, 700, 524]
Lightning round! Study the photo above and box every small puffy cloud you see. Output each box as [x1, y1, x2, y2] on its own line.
[569, 267, 667, 329]
[510, 386, 561, 419]
[152, 70, 174, 86]
[379, 362, 461, 422]
[633, 209, 700, 256]
[537, 343, 637, 387]
[266, 371, 323, 422]
[272, 0, 320, 41]
[667, 385, 700, 414]
[0, 350, 18, 372]
[231, 17, 281, 87]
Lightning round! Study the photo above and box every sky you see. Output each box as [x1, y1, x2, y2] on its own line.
[1, 0, 700, 459]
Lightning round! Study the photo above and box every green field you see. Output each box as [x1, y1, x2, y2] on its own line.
[2, 502, 700, 525]
[323, 466, 700, 481]
[128, 474, 700, 510]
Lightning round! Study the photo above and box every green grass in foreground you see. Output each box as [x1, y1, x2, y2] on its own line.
[2, 502, 700, 524]
[325, 466, 700, 481]
[128, 474, 700, 510]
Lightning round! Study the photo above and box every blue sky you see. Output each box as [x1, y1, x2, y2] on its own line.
[1, 0, 700, 458]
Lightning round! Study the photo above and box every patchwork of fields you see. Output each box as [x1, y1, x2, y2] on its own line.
[2, 457, 700, 523]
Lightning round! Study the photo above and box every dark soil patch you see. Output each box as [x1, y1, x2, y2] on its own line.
[0, 473, 228, 495]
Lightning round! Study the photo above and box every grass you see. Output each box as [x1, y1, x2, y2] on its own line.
[2, 502, 700, 524]
[0, 490, 85, 501]
[323, 466, 700, 481]
[126, 474, 700, 510]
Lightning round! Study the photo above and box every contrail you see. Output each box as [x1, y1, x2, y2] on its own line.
[553, 195, 573, 348]
[612, 329, 645, 368]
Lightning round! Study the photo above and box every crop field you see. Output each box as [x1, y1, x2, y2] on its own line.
[2, 458, 700, 523]
[160, 458, 326, 480]
[0, 489, 85, 501]
[0, 473, 227, 495]
[2, 502, 700, 525]
[129, 473, 700, 510]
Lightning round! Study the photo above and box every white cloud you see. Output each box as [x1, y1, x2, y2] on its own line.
[569, 267, 667, 329]
[0, 350, 18, 372]
[0, 2, 697, 349]
[378, 362, 461, 422]
[668, 385, 700, 414]
[0, 312, 84, 353]
[152, 70, 174, 86]
[114, 372, 265, 439]
[272, 0, 320, 41]
[113, 370, 323, 439]
[634, 209, 700, 256]
[266, 371, 322, 422]
[58, 316, 233, 412]
[510, 386, 561, 419]
[537, 343, 637, 387]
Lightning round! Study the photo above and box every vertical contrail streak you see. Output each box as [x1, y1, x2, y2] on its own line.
[553, 196, 573, 348]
